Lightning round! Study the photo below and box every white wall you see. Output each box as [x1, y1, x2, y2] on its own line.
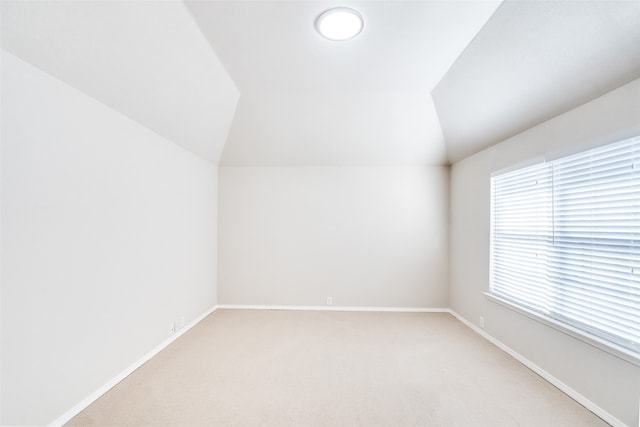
[1, 0, 240, 163]
[450, 77, 640, 427]
[219, 166, 449, 308]
[1, 51, 218, 425]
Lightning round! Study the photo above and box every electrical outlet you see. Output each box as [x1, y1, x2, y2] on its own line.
[169, 322, 176, 335]
[480, 316, 485, 329]
[327, 297, 333, 306]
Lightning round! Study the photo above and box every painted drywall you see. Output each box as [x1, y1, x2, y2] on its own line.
[0, 51, 218, 425]
[220, 92, 447, 166]
[219, 166, 449, 308]
[185, 0, 502, 93]
[433, 1, 640, 163]
[450, 77, 640, 426]
[1, 0, 239, 163]
[0, 48, 3, 425]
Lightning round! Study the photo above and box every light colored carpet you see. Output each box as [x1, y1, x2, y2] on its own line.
[67, 310, 608, 426]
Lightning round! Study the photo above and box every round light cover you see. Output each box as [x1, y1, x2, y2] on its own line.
[315, 8, 363, 41]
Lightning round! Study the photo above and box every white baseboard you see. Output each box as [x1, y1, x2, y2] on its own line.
[49, 305, 218, 427]
[448, 309, 628, 427]
[48, 305, 626, 427]
[217, 304, 448, 313]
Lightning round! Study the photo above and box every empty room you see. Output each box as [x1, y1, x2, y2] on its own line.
[1, 0, 639, 426]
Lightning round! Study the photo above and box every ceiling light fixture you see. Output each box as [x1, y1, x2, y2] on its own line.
[315, 7, 364, 41]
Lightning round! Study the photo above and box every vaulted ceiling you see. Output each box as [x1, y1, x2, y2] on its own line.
[434, 0, 640, 162]
[1, 0, 239, 163]
[2, 1, 640, 166]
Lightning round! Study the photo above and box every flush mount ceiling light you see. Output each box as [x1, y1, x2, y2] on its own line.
[315, 7, 364, 41]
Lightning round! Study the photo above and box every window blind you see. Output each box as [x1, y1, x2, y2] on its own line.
[491, 136, 640, 355]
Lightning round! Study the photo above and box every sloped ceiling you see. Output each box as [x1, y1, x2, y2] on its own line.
[1, 0, 239, 163]
[221, 92, 446, 165]
[433, 0, 640, 163]
[2, 1, 639, 166]
[184, 1, 501, 93]
[185, 0, 502, 166]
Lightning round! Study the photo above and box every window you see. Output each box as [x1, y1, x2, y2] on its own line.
[490, 135, 640, 357]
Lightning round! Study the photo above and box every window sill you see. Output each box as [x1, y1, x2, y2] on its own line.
[484, 292, 640, 368]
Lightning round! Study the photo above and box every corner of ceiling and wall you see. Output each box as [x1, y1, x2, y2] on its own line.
[3, 1, 640, 167]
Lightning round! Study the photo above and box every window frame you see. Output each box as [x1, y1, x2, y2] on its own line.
[487, 136, 640, 367]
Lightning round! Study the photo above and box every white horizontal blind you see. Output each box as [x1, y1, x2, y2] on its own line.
[491, 136, 640, 354]
[491, 162, 553, 312]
